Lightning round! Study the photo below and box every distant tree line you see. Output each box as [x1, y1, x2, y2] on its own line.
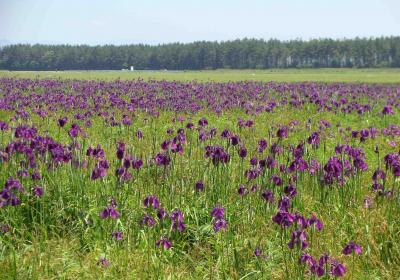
[1, 37, 400, 70]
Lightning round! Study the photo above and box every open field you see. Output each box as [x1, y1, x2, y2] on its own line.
[1, 68, 400, 83]
[0, 77, 400, 279]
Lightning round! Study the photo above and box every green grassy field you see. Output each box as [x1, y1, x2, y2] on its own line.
[1, 74, 400, 279]
[0, 68, 400, 83]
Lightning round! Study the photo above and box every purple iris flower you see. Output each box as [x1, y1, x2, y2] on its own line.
[237, 184, 247, 196]
[155, 153, 171, 166]
[272, 211, 295, 227]
[97, 257, 109, 267]
[261, 189, 274, 203]
[143, 195, 160, 209]
[382, 106, 394, 115]
[211, 206, 225, 219]
[288, 229, 308, 250]
[238, 146, 247, 158]
[330, 260, 346, 277]
[170, 209, 186, 232]
[284, 184, 297, 198]
[32, 185, 44, 197]
[250, 157, 258, 166]
[156, 237, 172, 249]
[308, 214, 324, 231]
[278, 196, 291, 212]
[141, 214, 156, 227]
[57, 117, 68, 127]
[213, 218, 227, 232]
[230, 135, 240, 146]
[342, 241, 362, 255]
[31, 171, 41, 180]
[132, 158, 143, 169]
[195, 181, 204, 191]
[271, 174, 283, 186]
[157, 208, 168, 220]
[100, 199, 120, 219]
[257, 139, 268, 153]
[198, 117, 208, 127]
[307, 131, 320, 147]
[112, 231, 123, 241]
[0, 121, 9, 131]
[1, 224, 10, 234]
[277, 126, 289, 138]
[116, 142, 125, 160]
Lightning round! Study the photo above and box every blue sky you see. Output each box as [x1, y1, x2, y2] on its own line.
[0, 0, 399, 45]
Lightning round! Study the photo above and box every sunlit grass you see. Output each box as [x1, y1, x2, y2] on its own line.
[0, 78, 399, 279]
[1, 68, 400, 83]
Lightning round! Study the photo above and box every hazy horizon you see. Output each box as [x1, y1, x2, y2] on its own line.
[1, 0, 400, 46]
[3, 36, 400, 47]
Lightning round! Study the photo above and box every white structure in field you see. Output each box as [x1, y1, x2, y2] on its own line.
[130, 66, 134, 71]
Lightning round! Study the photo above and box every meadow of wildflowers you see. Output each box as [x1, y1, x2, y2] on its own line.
[0, 78, 399, 279]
